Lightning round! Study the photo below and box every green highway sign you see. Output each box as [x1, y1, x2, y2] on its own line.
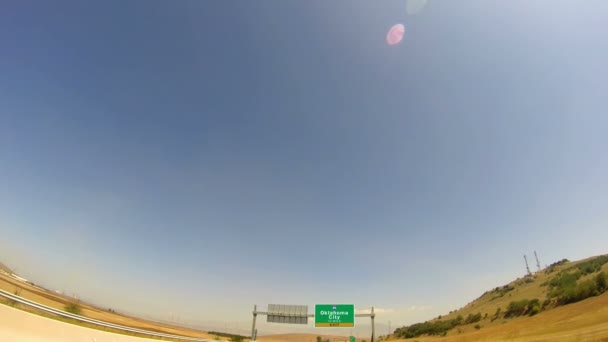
[314, 304, 355, 327]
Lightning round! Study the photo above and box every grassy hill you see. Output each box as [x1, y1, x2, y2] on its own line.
[389, 254, 608, 340]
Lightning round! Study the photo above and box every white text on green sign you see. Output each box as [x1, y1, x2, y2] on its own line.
[315, 304, 355, 327]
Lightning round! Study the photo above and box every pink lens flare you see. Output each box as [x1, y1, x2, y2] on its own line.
[387, 24, 405, 45]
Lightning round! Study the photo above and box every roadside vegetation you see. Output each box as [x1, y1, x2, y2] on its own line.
[208, 331, 247, 341]
[7, 288, 22, 307]
[64, 301, 83, 315]
[393, 255, 608, 339]
[0, 271, 217, 341]
[543, 255, 608, 307]
[0, 299, 195, 342]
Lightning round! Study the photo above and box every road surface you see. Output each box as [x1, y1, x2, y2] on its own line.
[0, 304, 165, 342]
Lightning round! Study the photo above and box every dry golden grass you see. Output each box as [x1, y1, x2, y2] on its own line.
[389, 256, 608, 342]
[3, 256, 607, 342]
[389, 292, 608, 341]
[0, 273, 219, 340]
[429, 258, 608, 325]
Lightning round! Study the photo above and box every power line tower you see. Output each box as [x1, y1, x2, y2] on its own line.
[534, 251, 541, 272]
[524, 255, 531, 276]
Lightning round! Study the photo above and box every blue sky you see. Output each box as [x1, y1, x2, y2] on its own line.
[1, 0, 608, 336]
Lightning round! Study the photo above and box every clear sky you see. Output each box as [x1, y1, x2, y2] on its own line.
[1, 0, 608, 336]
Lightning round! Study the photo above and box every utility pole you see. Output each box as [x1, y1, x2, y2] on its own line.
[524, 255, 531, 276]
[534, 251, 541, 272]
[388, 320, 391, 336]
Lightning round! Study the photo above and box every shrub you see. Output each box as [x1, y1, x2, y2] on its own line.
[529, 299, 540, 308]
[529, 305, 540, 316]
[490, 285, 515, 300]
[504, 299, 540, 318]
[558, 279, 599, 305]
[574, 255, 608, 276]
[64, 302, 82, 315]
[393, 316, 464, 338]
[545, 259, 570, 274]
[491, 307, 502, 322]
[474, 324, 481, 330]
[505, 300, 528, 317]
[7, 289, 23, 307]
[209, 332, 247, 341]
[542, 265, 608, 307]
[549, 271, 580, 289]
[596, 272, 607, 293]
[464, 313, 482, 324]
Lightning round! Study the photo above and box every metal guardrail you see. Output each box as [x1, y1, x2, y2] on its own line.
[0, 289, 215, 342]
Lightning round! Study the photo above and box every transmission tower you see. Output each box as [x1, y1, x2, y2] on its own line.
[524, 255, 531, 276]
[534, 251, 541, 272]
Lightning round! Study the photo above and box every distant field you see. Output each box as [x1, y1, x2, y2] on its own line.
[0, 273, 220, 341]
[0, 303, 167, 342]
[0, 272, 364, 342]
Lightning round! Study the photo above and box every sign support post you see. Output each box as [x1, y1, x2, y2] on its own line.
[371, 306, 375, 342]
[354, 306, 375, 342]
[251, 304, 257, 341]
[251, 304, 377, 342]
